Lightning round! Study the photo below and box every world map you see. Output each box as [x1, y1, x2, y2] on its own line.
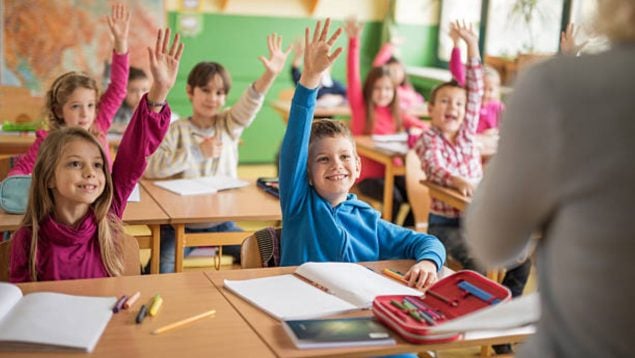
[3, 0, 164, 93]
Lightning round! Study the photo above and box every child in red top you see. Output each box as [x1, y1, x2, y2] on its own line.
[345, 18, 427, 225]
[10, 29, 184, 282]
[9, 3, 131, 176]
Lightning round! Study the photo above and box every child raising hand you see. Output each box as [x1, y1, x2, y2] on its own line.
[8, 3, 131, 177]
[280, 19, 445, 290]
[145, 33, 290, 273]
[10, 28, 184, 282]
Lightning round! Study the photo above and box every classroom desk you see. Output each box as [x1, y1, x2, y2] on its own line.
[206, 260, 533, 357]
[354, 136, 406, 221]
[270, 99, 429, 124]
[142, 180, 282, 273]
[0, 132, 123, 156]
[0, 185, 168, 274]
[14, 272, 275, 357]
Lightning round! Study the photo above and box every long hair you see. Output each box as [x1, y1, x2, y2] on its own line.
[362, 66, 401, 135]
[21, 127, 124, 281]
[595, 0, 635, 43]
[45, 71, 100, 134]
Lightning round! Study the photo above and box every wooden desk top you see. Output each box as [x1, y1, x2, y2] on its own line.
[206, 261, 530, 357]
[421, 180, 471, 212]
[14, 272, 275, 357]
[0, 185, 168, 232]
[142, 180, 281, 224]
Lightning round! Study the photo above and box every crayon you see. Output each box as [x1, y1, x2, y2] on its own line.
[112, 295, 128, 313]
[123, 292, 141, 309]
[136, 305, 148, 324]
[149, 294, 163, 317]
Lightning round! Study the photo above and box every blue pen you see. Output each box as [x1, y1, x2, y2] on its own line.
[458, 280, 501, 305]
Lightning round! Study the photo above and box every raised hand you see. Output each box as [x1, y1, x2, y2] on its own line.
[146, 28, 184, 110]
[300, 18, 343, 89]
[291, 38, 304, 67]
[258, 33, 291, 76]
[453, 20, 480, 59]
[449, 21, 461, 47]
[561, 23, 588, 55]
[107, 3, 131, 54]
[344, 17, 363, 38]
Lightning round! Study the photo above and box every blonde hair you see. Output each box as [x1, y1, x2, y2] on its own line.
[21, 127, 124, 281]
[595, 0, 635, 42]
[45, 71, 100, 132]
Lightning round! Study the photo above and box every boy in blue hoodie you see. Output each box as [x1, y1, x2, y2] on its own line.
[279, 19, 445, 289]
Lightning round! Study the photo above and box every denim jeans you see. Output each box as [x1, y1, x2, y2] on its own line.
[428, 214, 530, 297]
[158, 221, 242, 273]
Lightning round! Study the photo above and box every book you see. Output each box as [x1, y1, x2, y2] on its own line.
[153, 176, 249, 196]
[0, 282, 116, 352]
[282, 317, 396, 349]
[223, 262, 421, 320]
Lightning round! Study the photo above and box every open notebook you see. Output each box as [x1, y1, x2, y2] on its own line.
[153, 176, 249, 196]
[0, 283, 115, 352]
[224, 262, 421, 320]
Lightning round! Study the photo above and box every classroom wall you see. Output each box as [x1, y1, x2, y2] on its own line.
[166, 11, 439, 163]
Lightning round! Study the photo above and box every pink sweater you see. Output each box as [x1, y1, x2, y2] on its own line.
[450, 46, 505, 133]
[9, 95, 171, 282]
[348, 37, 426, 182]
[8, 51, 128, 176]
[372, 42, 425, 109]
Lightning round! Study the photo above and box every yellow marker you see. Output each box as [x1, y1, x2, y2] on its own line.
[152, 310, 216, 335]
[148, 294, 163, 317]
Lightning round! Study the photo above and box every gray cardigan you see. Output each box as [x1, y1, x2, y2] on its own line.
[465, 44, 635, 357]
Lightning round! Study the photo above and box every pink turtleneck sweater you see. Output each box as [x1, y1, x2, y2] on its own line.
[9, 95, 170, 282]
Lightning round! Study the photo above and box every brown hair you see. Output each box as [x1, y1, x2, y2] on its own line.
[128, 66, 148, 81]
[45, 71, 100, 132]
[429, 80, 464, 104]
[187, 61, 232, 94]
[595, 0, 635, 43]
[20, 127, 124, 281]
[309, 119, 356, 150]
[362, 66, 401, 134]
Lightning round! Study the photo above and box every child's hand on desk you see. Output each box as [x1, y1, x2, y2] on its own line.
[300, 18, 343, 89]
[404, 260, 438, 290]
[107, 3, 131, 54]
[451, 175, 475, 197]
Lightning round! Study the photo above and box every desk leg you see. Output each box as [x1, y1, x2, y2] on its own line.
[174, 224, 185, 273]
[383, 163, 394, 221]
[150, 224, 160, 274]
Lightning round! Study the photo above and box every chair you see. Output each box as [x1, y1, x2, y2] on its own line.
[404, 149, 430, 232]
[0, 239, 12, 281]
[240, 227, 281, 269]
[0, 235, 139, 282]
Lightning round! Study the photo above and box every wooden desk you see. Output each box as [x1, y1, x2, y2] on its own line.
[142, 180, 282, 272]
[0, 133, 35, 155]
[355, 136, 406, 221]
[14, 272, 275, 357]
[0, 185, 168, 274]
[206, 260, 532, 357]
[421, 180, 470, 212]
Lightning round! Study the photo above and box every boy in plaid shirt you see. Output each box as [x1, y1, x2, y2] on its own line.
[416, 22, 530, 336]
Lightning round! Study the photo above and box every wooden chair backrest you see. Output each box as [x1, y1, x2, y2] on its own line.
[240, 227, 281, 269]
[405, 149, 430, 232]
[0, 239, 12, 282]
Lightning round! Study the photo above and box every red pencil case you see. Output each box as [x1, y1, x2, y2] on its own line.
[372, 270, 511, 344]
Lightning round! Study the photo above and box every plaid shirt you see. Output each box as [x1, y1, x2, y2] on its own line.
[416, 58, 484, 218]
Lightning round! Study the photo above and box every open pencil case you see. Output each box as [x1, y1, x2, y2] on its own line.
[372, 270, 511, 344]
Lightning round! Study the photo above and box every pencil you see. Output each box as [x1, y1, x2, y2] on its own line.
[151, 310, 216, 335]
[383, 268, 409, 284]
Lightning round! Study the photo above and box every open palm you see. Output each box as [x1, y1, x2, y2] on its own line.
[148, 28, 184, 91]
[259, 34, 291, 75]
[107, 3, 130, 44]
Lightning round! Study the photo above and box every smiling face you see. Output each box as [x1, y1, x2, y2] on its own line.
[59, 87, 97, 130]
[429, 85, 467, 140]
[50, 139, 106, 215]
[187, 74, 227, 121]
[371, 75, 396, 108]
[308, 135, 361, 207]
